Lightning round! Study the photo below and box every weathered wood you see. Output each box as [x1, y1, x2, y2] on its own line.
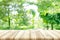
[20, 30, 30, 40]
[0, 30, 60, 40]
[15, 30, 25, 40]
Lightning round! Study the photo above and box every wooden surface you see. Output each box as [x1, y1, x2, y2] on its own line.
[0, 29, 60, 40]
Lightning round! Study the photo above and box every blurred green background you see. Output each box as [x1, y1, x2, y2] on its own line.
[0, 0, 60, 30]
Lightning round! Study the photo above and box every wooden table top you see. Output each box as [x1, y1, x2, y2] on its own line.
[0, 29, 60, 40]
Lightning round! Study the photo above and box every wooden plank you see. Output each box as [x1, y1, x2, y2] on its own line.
[55, 30, 60, 33]
[30, 30, 36, 40]
[0, 31, 9, 37]
[44, 30, 54, 40]
[0, 31, 9, 40]
[20, 30, 30, 40]
[49, 30, 60, 40]
[35, 30, 45, 40]
[0, 30, 60, 40]
[0, 30, 8, 35]
[38, 30, 53, 40]
[15, 30, 25, 40]
[47, 30, 59, 40]
[9, 30, 19, 40]
[39, 30, 49, 40]
[0, 30, 16, 40]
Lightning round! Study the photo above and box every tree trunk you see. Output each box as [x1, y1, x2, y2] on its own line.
[47, 25, 49, 30]
[51, 24, 53, 30]
[8, 9, 10, 29]
[8, 17, 10, 29]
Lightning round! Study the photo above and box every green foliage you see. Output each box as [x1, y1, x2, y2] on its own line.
[0, 0, 60, 30]
[40, 12, 60, 30]
[31, 10, 35, 17]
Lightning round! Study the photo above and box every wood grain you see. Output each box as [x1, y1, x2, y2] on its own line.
[0, 30, 60, 40]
